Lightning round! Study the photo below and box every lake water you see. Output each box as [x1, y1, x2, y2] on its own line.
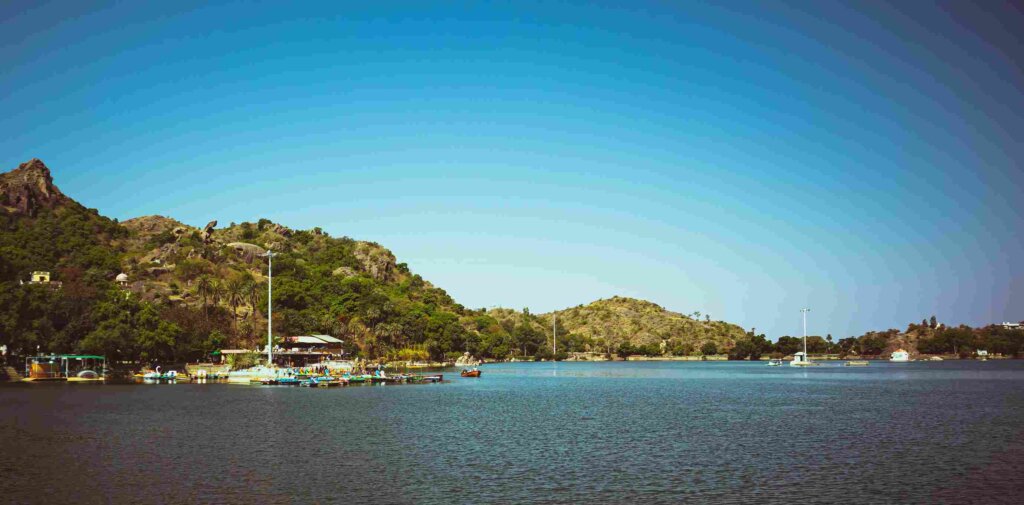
[2, 360, 1023, 504]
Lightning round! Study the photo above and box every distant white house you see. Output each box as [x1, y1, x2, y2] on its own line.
[1002, 322, 1022, 330]
[20, 271, 62, 288]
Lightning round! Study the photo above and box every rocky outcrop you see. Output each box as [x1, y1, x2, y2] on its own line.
[455, 352, 481, 366]
[332, 266, 358, 278]
[201, 220, 217, 242]
[0, 159, 70, 216]
[353, 242, 397, 282]
[226, 242, 266, 263]
[269, 223, 292, 237]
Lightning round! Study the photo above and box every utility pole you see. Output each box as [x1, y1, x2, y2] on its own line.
[264, 250, 277, 366]
[801, 308, 810, 357]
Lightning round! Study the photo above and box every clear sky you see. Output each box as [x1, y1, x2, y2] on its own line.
[2, 1, 1022, 339]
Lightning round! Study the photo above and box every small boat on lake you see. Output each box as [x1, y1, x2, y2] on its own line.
[845, 360, 870, 366]
[460, 368, 481, 378]
[790, 352, 814, 367]
[300, 376, 345, 387]
[767, 359, 783, 367]
[343, 373, 371, 384]
[137, 366, 181, 382]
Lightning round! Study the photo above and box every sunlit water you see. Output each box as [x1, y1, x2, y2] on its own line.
[2, 361, 1023, 504]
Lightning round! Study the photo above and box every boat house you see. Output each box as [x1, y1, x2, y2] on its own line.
[218, 335, 344, 368]
[23, 355, 106, 382]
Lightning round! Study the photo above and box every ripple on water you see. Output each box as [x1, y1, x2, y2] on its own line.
[1, 361, 1023, 504]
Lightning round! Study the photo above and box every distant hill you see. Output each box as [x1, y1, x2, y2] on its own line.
[543, 296, 747, 354]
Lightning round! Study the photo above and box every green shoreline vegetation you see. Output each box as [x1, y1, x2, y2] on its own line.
[2, 159, 1023, 370]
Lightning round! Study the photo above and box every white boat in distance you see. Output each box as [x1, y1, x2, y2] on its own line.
[790, 351, 813, 367]
[790, 309, 814, 367]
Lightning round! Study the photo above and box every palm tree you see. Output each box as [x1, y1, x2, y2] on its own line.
[210, 279, 224, 309]
[195, 275, 214, 317]
[226, 278, 246, 332]
[246, 280, 263, 321]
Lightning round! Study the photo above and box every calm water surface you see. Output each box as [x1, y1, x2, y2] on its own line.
[2, 361, 1024, 504]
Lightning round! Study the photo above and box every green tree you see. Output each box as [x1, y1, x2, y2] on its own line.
[195, 275, 214, 317]
[701, 341, 718, 356]
[225, 277, 246, 332]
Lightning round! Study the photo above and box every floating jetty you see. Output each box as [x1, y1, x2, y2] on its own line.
[243, 370, 446, 387]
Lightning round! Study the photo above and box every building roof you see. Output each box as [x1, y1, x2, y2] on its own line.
[311, 334, 343, 344]
[287, 335, 329, 345]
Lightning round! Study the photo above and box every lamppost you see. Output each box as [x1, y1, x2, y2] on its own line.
[264, 250, 277, 366]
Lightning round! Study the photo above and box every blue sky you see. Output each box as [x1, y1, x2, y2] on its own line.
[2, 1, 1022, 339]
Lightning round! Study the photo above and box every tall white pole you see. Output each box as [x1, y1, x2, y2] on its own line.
[801, 308, 810, 357]
[266, 251, 276, 366]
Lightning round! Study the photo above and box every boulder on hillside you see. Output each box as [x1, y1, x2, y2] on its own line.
[201, 220, 217, 242]
[455, 352, 481, 366]
[269, 223, 292, 237]
[332, 266, 358, 278]
[227, 242, 266, 263]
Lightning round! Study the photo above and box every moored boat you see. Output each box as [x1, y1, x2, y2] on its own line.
[767, 359, 783, 367]
[789, 352, 813, 367]
[136, 366, 181, 382]
[460, 368, 481, 378]
[845, 360, 870, 366]
[344, 373, 371, 384]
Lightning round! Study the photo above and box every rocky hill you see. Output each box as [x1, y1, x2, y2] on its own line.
[0, 158, 753, 364]
[545, 296, 747, 354]
[0, 158, 71, 215]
